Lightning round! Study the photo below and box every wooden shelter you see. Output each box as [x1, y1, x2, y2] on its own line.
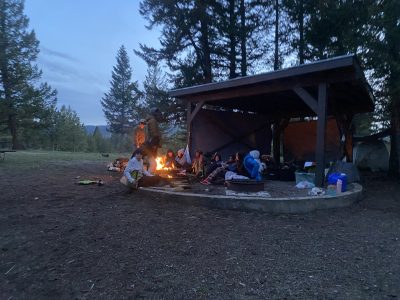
[169, 55, 374, 187]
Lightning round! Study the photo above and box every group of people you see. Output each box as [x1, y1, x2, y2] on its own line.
[122, 108, 163, 189]
[122, 107, 274, 189]
[163, 148, 204, 176]
[200, 150, 273, 185]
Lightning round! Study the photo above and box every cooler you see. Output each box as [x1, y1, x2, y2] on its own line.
[327, 173, 348, 192]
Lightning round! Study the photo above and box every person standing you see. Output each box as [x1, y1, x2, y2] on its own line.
[145, 107, 163, 173]
[133, 119, 146, 149]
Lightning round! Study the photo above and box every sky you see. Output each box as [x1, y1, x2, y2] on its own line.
[24, 0, 161, 125]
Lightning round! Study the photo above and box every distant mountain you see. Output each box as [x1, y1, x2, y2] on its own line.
[84, 125, 112, 138]
[84, 124, 184, 139]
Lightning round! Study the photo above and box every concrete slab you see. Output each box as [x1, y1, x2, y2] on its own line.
[138, 183, 363, 214]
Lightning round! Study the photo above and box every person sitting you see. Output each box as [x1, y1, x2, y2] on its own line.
[261, 154, 275, 168]
[205, 152, 222, 176]
[165, 149, 175, 168]
[175, 148, 191, 169]
[191, 150, 204, 177]
[201, 152, 248, 185]
[243, 150, 263, 181]
[122, 149, 160, 189]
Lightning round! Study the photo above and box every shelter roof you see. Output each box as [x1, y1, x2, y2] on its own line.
[169, 55, 374, 118]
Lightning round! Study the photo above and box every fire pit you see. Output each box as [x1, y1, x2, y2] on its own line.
[155, 157, 190, 189]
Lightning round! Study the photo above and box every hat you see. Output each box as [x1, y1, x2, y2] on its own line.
[139, 119, 146, 124]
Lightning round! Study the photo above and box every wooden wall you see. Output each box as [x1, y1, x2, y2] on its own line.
[283, 118, 340, 162]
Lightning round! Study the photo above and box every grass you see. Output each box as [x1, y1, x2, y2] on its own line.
[0, 150, 130, 170]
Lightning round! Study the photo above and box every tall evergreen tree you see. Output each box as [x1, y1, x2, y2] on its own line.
[0, 0, 57, 149]
[142, 62, 180, 122]
[212, 0, 265, 78]
[101, 45, 141, 134]
[283, 0, 309, 64]
[137, 0, 217, 85]
[363, 0, 400, 176]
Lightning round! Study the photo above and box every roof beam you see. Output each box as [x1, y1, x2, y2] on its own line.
[293, 86, 318, 114]
[182, 69, 356, 103]
[188, 100, 205, 123]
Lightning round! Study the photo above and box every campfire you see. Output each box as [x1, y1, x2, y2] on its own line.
[155, 156, 179, 178]
[155, 156, 172, 171]
[154, 156, 189, 188]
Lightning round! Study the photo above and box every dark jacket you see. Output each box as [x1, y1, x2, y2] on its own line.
[146, 114, 161, 147]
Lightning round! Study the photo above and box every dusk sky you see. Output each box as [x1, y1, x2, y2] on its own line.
[25, 0, 160, 125]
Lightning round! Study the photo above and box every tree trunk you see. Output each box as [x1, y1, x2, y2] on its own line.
[240, 0, 247, 76]
[8, 113, 22, 150]
[198, 1, 212, 83]
[228, 0, 236, 79]
[274, 0, 279, 70]
[298, 0, 304, 64]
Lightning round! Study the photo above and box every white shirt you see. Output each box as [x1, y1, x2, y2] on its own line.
[123, 157, 152, 183]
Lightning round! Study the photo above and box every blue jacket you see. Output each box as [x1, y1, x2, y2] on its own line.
[243, 153, 262, 180]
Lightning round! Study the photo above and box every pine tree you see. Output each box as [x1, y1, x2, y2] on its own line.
[0, 0, 57, 149]
[141, 61, 187, 124]
[92, 126, 108, 153]
[137, 0, 217, 85]
[52, 105, 87, 152]
[363, 0, 400, 176]
[101, 45, 141, 134]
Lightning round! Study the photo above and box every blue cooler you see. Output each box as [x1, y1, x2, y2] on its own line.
[327, 173, 347, 192]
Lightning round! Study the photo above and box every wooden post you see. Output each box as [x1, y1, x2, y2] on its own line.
[272, 122, 281, 164]
[187, 102, 193, 152]
[315, 83, 327, 187]
[344, 113, 354, 162]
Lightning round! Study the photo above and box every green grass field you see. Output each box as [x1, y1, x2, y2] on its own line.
[0, 150, 130, 170]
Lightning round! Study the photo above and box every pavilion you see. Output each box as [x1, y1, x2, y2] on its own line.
[169, 55, 374, 187]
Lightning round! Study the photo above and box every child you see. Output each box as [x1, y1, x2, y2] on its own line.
[201, 152, 248, 185]
[175, 148, 191, 169]
[205, 152, 222, 176]
[191, 150, 204, 177]
[122, 149, 160, 189]
[165, 149, 175, 168]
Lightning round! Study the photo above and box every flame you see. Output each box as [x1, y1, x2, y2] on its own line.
[167, 175, 172, 178]
[155, 156, 172, 171]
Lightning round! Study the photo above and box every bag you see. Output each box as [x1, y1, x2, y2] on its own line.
[120, 173, 139, 189]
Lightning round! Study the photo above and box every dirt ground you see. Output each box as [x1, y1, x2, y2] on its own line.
[1, 160, 400, 299]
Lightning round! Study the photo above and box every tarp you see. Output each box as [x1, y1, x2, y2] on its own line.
[191, 109, 272, 159]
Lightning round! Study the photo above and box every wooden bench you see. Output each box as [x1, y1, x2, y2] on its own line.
[0, 150, 16, 161]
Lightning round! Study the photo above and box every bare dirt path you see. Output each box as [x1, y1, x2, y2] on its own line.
[0, 161, 399, 299]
